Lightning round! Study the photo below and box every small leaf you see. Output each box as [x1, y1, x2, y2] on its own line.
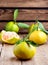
[31, 41, 39, 47]
[26, 41, 38, 47]
[14, 9, 18, 22]
[38, 22, 48, 34]
[17, 22, 30, 29]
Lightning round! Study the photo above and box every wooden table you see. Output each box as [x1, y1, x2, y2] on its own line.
[0, 0, 48, 65]
[0, 35, 48, 65]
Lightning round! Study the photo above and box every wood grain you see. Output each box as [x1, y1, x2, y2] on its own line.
[0, 42, 2, 56]
[0, 0, 48, 7]
[0, 9, 48, 20]
[0, 38, 48, 65]
[1, 44, 21, 65]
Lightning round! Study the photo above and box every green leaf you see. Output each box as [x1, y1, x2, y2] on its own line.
[14, 9, 18, 22]
[38, 22, 48, 34]
[31, 41, 39, 47]
[26, 40, 38, 47]
[17, 22, 30, 29]
[16, 39, 23, 45]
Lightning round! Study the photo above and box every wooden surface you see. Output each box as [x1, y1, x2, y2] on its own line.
[0, 34, 48, 65]
[0, 9, 48, 32]
[0, 9, 48, 20]
[0, 0, 48, 65]
[0, 0, 48, 7]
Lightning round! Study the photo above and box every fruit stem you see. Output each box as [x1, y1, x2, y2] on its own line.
[24, 31, 31, 41]
[36, 16, 39, 23]
[37, 23, 39, 31]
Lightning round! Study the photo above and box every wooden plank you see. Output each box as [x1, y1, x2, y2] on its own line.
[0, 34, 26, 65]
[0, 42, 2, 56]
[1, 44, 21, 65]
[0, 9, 48, 20]
[22, 42, 48, 65]
[0, 22, 48, 32]
[0, 34, 48, 65]
[0, 0, 48, 7]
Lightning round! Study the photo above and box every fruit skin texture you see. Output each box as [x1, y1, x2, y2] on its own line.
[29, 30, 47, 44]
[13, 42, 36, 59]
[5, 21, 19, 33]
[12, 24, 19, 33]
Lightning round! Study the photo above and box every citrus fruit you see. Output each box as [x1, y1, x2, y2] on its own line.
[1, 30, 20, 44]
[29, 30, 47, 44]
[13, 41, 36, 59]
[5, 21, 19, 33]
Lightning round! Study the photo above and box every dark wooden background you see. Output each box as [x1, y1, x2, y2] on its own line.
[0, 0, 48, 31]
[0, 0, 48, 7]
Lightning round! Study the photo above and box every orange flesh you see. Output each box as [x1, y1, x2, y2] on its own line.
[3, 32, 14, 40]
[2, 31, 19, 41]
